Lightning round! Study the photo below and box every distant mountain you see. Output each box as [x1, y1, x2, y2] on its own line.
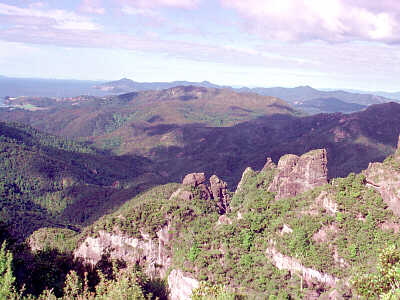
[237, 85, 393, 107]
[94, 78, 222, 93]
[370, 91, 400, 100]
[294, 97, 367, 114]
[96, 79, 393, 114]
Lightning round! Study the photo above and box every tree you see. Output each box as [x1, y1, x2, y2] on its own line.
[352, 245, 400, 298]
[0, 241, 17, 299]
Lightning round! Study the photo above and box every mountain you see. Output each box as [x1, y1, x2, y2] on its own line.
[237, 85, 393, 106]
[95, 79, 394, 114]
[1, 86, 400, 189]
[294, 97, 367, 114]
[94, 78, 222, 93]
[370, 91, 400, 100]
[2, 92, 400, 298]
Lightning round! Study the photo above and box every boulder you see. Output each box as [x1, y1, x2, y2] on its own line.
[268, 149, 328, 199]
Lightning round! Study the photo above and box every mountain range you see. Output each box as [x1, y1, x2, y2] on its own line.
[2, 81, 400, 299]
[1, 86, 400, 188]
[1, 75, 398, 114]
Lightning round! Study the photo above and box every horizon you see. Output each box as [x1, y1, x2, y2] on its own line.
[1, 1, 400, 92]
[1, 74, 399, 94]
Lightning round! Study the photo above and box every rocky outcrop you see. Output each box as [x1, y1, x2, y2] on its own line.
[364, 136, 400, 216]
[168, 269, 199, 300]
[235, 167, 255, 194]
[268, 149, 328, 199]
[182, 173, 206, 187]
[177, 172, 231, 214]
[266, 247, 339, 287]
[262, 157, 276, 172]
[364, 162, 400, 215]
[209, 175, 230, 214]
[74, 225, 173, 278]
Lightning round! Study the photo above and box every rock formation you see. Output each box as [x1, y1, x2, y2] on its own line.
[262, 157, 276, 172]
[209, 175, 230, 214]
[74, 225, 173, 278]
[268, 149, 328, 199]
[235, 167, 255, 194]
[266, 247, 338, 287]
[364, 137, 400, 216]
[168, 269, 199, 300]
[178, 172, 231, 213]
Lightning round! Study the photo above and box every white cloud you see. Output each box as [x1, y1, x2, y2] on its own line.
[221, 0, 400, 43]
[121, 6, 158, 17]
[118, 0, 200, 9]
[0, 3, 102, 31]
[79, 0, 106, 15]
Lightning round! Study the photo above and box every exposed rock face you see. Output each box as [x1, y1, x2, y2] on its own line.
[266, 247, 338, 287]
[262, 157, 276, 172]
[182, 173, 206, 187]
[210, 175, 230, 214]
[315, 191, 338, 216]
[74, 225, 173, 278]
[364, 136, 400, 216]
[364, 162, 400, 216]
[268, 149, 328, 199]
[179, 173, 231, 213]
[168, 269, 199, 300]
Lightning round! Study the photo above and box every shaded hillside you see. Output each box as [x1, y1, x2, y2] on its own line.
[0, 122, 161, 239]
[1, 88, 400, 189]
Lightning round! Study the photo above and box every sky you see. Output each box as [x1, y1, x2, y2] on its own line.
[0, 0, 400, 91]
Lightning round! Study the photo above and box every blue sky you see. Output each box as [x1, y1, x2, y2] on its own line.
[1, 0, 400, 91]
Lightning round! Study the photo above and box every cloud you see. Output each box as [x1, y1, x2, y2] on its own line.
[220, 0, 400, 43]
[0, 3, 101, 31]
[121, 6, 159, 17]
[117, 0, 200, 9]
[79, 0, 106, 15]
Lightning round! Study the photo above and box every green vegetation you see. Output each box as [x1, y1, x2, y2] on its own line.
[352, 245, 400, 298]
[0, 121, 155, 239]
[1, 95, 400, 298]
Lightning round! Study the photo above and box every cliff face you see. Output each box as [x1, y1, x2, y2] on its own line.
[74, 225, 173, 278]
[268, 149, 328, 199]
[364, 136, 400, 216]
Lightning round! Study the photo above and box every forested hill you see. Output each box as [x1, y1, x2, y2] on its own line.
[0, 121, 160, 240]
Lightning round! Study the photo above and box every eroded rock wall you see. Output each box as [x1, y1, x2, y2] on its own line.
[266, 247, 339, 287]
[74, 225, 173, 278]
[268, 149, 328, 199]
[364, 135, 400, 216]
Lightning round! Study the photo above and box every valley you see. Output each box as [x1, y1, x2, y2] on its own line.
[1, 83, 400, 299]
